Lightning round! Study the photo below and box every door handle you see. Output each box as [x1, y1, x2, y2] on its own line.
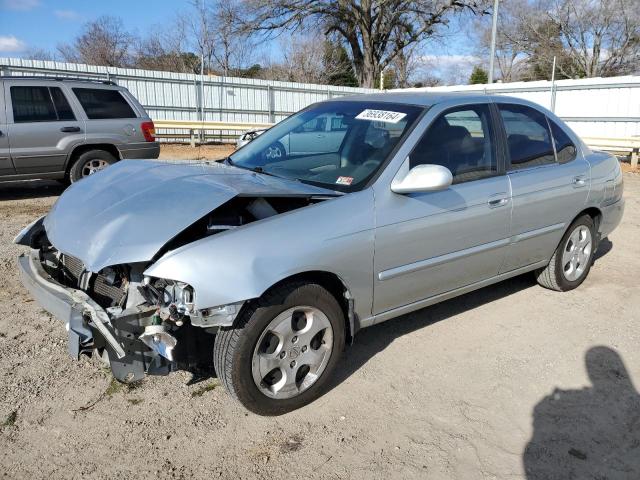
[60, 126, 81, 133]
[488, 197, 509, 208]
[572, 176, 587, 187]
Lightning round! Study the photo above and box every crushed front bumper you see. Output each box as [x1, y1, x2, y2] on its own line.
[17, 249, 171, 381]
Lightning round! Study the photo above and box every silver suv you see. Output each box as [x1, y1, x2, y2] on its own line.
[0, 77, 159, 183]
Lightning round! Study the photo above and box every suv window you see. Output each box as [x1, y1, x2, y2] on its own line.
[72, 88, 136, 119]
[410, 104, 497, 184]
[548, 118, 577, 164]
[498, 104, 555, 169]
[11, 86, 76, 123]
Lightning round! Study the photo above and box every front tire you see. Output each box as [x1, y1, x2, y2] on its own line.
[536, 215, 596, 291]
[214, 282, 345, 415]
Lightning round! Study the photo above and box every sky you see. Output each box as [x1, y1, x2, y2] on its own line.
[0, 0, 482, 84]
[0, 0, 181, 53]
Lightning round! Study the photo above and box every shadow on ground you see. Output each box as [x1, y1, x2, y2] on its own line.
[329, 271, 537, 391]
[523, 346, 640, 479]
[328, 238, 615, 393]
[0, 180, 65, 200]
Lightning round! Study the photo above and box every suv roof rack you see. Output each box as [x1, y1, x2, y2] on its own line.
[0, 75, 117, 86]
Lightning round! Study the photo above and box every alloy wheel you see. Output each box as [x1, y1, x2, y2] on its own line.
[251, 306, 333, 399]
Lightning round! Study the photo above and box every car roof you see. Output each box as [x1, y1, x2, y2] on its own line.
[331, 91, 529, 108]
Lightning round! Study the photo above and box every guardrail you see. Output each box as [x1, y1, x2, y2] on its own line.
[153, 120, 274, 147]
[583, 136, 640, 168]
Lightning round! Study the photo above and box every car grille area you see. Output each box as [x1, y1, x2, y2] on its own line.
[59, 253, 127, 308]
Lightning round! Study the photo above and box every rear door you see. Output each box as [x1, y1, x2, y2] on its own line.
[71, 86, 143, 148]
[5, 81, 84, 174]
[0, 81, 14, 176]
[497, 103, 590, 272]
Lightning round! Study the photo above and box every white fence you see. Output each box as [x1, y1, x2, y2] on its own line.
[1, 57, 638, 145]
[402, 76, 640, 140]
[0, 57, 375, 126]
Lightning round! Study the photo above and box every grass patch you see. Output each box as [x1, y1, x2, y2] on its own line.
[105, 378, 124, 397]
[105, 378, 144, 397]
[191, 380, 220, 397]
[2, 410, 17, 428]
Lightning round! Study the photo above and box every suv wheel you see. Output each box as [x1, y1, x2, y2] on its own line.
[69, 150, 118, 183]
[214, 281, 345, 415]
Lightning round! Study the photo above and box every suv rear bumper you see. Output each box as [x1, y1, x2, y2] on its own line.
[119, 142, 160, 160]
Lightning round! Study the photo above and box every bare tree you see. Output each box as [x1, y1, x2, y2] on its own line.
[184, 0, 217, 73]
[22, 47, 54, 61]
[242, 0, 488, 88]
[489, 0, 640, 80]
[474, 0, 528, 82]
[135, 19, 200, 73]
[551, 0, 640, 77]
[57, 16, 134, 67]
[209, 1, 255, 76]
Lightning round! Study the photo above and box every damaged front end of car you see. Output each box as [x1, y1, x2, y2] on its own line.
[15, 161, 340, 382]
[17, 223, 220, 381]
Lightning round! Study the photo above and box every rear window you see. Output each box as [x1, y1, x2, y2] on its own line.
[11, 86, 76, 123]
[72, 88, 136, 119]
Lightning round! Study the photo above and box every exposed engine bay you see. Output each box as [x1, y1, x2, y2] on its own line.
[22, 193, 329, 382]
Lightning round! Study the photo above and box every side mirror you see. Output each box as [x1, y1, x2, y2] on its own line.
[391, 163, 453, 194]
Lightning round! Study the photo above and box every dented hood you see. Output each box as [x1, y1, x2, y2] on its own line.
[44, 160, 336, 272]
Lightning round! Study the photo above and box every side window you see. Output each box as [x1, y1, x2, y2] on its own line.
[410, 104, 497, 184]
[72, 88, 136, 119]
[330, 117, 348, 131]
[50, 87, 76, 121]
[548, 119, 577, 164]
[11, 86, 57, 123]
[498, 104, 555, 169]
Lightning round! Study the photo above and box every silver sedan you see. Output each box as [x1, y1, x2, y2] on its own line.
[16, 93, 624, 415]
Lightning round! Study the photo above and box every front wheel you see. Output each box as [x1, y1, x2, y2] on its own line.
[536, 215, 596, 291]
[213, 282, 345, 415]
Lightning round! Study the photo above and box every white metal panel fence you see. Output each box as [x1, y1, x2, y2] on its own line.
[402, 76, 640, 139]
[0, 57, 375, 126]
[2, 58, 638, 143]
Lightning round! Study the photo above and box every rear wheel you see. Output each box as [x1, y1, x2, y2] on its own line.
[536, 215, 596, 291]
[213, 282, 345, 415]
[69, 149, 118, 183]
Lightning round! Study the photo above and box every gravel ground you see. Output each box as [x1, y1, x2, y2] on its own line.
[0, 171, 638, 480]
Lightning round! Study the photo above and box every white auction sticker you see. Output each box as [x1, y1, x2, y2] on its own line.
[355, 109, 407, 123]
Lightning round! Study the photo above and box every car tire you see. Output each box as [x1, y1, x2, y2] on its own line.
[213, 281, 345, 415]
[69, 149, 118, 183]
[535, 215, 596, 291]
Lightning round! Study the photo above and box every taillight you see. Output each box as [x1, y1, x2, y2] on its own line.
[141, 121, 155, 142]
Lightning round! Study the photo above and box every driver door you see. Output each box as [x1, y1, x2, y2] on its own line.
[373, 103, 512, 315]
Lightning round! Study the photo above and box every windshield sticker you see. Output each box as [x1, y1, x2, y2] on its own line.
[336, 176, 354, 186]
[355, 109, 407, 123]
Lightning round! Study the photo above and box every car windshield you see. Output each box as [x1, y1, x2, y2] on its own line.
[229, 101, 424, 192]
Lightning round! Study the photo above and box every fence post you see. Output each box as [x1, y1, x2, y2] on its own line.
[267, 85, 275, 123]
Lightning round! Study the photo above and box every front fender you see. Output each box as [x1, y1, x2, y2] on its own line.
[144, 189, 376, 322]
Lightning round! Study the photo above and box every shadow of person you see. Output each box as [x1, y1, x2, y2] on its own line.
[523, 346, 640, 479]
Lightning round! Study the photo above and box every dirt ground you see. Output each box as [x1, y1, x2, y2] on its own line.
[159, 143, 235, 161]
[0, 169, 638, 479]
